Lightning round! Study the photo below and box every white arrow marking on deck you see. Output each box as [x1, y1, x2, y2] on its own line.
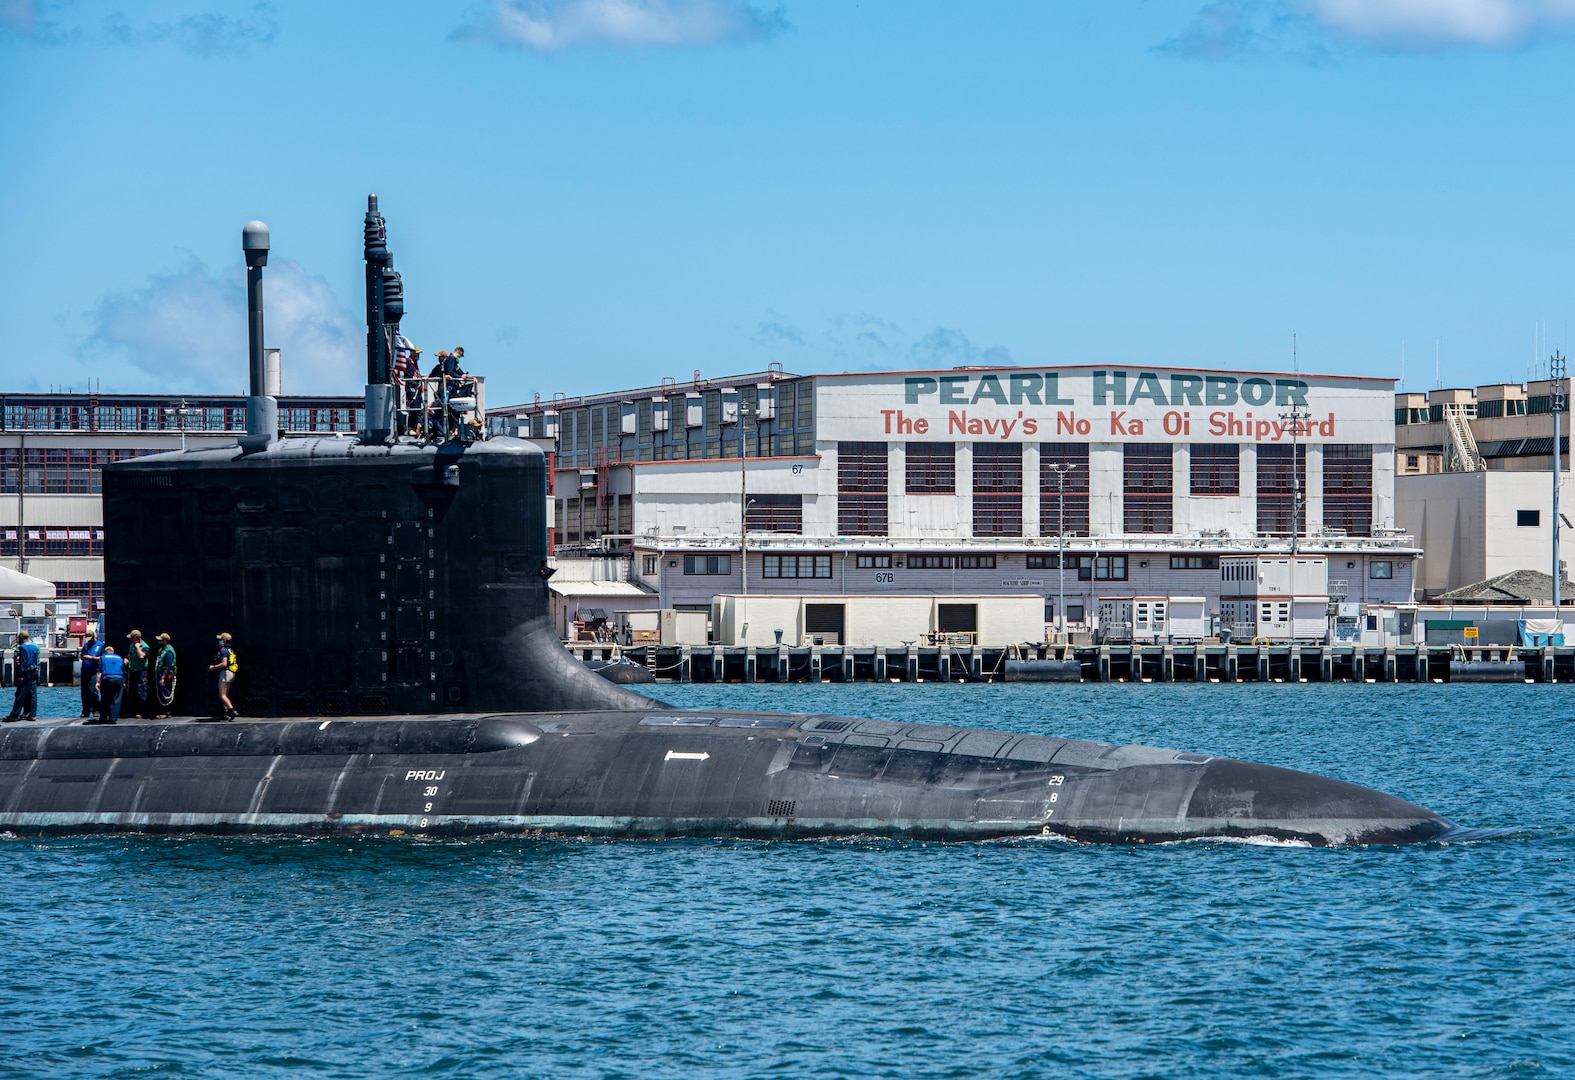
[665, 751, 710, 762]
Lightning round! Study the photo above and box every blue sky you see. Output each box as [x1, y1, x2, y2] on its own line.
[3, 0, 1574, 405]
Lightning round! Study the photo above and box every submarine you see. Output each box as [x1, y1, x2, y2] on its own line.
[0, 198, 1455, 846]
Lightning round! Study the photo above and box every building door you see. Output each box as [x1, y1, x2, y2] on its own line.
[804, 603, 845, 646]
[937, 603, 978, 636]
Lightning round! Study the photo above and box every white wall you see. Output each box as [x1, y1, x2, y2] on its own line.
[712, 594, 1046, 647]
[1396, 470, 1572, 596]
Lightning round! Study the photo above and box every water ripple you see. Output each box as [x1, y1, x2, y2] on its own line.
[4, 683, 1575, 1077]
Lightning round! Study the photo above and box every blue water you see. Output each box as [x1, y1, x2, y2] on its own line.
[4, 682, 1573, 1079]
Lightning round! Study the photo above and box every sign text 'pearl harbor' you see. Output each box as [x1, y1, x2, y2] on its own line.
[831, 368, 1392, 445]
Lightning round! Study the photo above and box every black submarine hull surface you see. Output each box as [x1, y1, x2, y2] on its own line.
[48, 433, 1455, 845]
[0, 710, 1450, 845]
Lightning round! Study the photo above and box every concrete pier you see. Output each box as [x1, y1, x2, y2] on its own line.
[568, 643, 1570, 685]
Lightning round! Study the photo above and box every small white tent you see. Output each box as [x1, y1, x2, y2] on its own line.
[0, 567, 57, 602]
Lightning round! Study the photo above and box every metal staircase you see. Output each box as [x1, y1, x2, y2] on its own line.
[1442, 402, 1484, 472]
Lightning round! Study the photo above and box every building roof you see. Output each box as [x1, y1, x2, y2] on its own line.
[1436, 569, 1574, 604]
[546, 580, 653, 598]
[0, 567, 57, 600]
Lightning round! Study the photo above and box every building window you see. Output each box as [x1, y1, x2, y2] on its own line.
[1323, 444, 1373, 537]
[837, 442, 887, 536]
[1040, 443, 1090, 535]
[1066, 601, 1086, 623]
[1370, 561, 1393, 579]
[855, 555, 892, 568]
[1026, 554, 1060, 569]
[642, 556, 657, 575]
[2, 528, 104, 558]
[1123, 445, 1173, 534]
[1170, 555, 1220, 569]
[746, 494, 803, 534]
[1257, 444, 1306, 536]
[683, 555, 732, 575]
[906, 443, 955, 494]
[1076, 555, 1127, 581]
[762, 554, 832, 579]
[907, 554, 956, 569]
[1518, 509, 1541, 527]
[959, 555, 997, 568]
[1190, 444, 1240, 496]
[1406, 455, 1420, 470]
[973, 443, 1022, 537]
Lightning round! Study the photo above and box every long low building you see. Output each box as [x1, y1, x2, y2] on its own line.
[1, 392, 365, 614]
[498, 363, 1416, 638]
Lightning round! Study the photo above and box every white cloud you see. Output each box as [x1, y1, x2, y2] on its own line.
[456, 0, 789, 53]
[1305, 0, 1575, 47]
[807, 313, 1013, 371]
[82, 258, 363, 395]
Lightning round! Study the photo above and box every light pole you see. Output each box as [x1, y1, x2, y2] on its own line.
[1553, 352, 1566, 606]
[736, 400, 756, 594]
[175, 398, 196, 451]
[1279, 403, 1311, 553]
[1045, 462, 1076, 644]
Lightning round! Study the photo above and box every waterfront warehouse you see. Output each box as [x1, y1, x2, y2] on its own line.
[498, 364, 1413, 643]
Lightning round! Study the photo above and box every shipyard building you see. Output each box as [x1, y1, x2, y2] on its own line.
[498, 365, 1413, 643]
[1393, 381, 1575, 598]
[1, 391, 364, 616]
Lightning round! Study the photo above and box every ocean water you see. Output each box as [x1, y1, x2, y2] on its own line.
[3, 681, 1573, 1080]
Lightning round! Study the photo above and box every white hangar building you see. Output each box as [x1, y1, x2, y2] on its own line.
[498, 364, 1416, 642]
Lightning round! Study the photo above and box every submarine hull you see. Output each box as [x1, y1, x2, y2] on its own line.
[0, 711, 1452, 846]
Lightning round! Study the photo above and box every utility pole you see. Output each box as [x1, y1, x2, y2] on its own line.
[1045, 462, 1075, 644]
[1553, 352, 1566, 606]
[738, 399, 754, 595]
[1279, 402, 1311, 553]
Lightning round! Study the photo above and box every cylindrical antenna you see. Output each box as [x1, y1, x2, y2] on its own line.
[362, 194, 394, 443]
[241, 220, 276, 451]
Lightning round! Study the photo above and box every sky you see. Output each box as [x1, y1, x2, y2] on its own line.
[3, 0, 1575, 406]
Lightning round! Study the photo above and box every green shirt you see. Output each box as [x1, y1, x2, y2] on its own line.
[127, 641, 150, 672]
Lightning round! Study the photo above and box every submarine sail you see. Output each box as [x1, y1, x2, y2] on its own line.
[0, 197, 1455, 846]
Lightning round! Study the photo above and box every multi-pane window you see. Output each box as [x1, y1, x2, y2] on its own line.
[683, 555, 732, 575]
[0, 448, 160, 494]
[1190, 444, 1240, 496]
[1170, 555, 1220, 569]
[904, 554, 997, 569]
[1039, 443, 1089, 536]
[1123, 444, 1173, 534]
[973, 443, 1022, 537]
[54, 581, 106, 612]
[762, 554, 832, 579]
[906, 443, 955, 494]
[1, 528, 104, 557]
[1257, 444, 1307, 536]
[856, 555, 892, 568]
[837, 442, 887, 536]
[1076, 555, 1127, 581]
[745, 494, 803, 534]
[1026, 554, 1061, 569]
[1323, 444, 1373, 537]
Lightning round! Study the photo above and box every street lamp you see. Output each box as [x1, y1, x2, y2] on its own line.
[1279, 403, 1312, 554]
[732, 399, 756, 594]
[1044, 462, 1077, 645]
[175, 398, 197, 451]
